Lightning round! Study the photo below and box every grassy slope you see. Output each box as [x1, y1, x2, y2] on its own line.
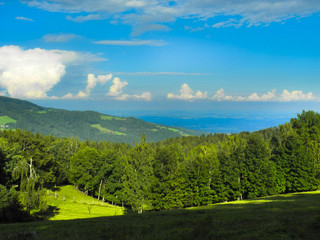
[0, 116, 16, 125]
[1, 190, 320, 240]
[45, 185, 124, 220]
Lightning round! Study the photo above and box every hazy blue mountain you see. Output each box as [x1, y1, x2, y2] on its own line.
[0, 96, 203, 144]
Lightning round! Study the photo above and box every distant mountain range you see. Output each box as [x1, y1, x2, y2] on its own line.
[0, 96, 203, 144]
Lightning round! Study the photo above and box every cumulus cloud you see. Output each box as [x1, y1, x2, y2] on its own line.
[167, 83, 207, 101]
[104, 77, 152, 101]
[23, 0, 320, 33]
[248, 89, 277, 101]
[63, 73, 113, 99]
[93, 39, 168, 46]
[43, 33, 79, 42]
[279, 89, 315, 102]
[0, 45, 106, 99]
[167, 86, 317, 102]
[16, 16, 34, 22]
[247, 89, 315, 102]
[133, 91, 152, 101]
[212, 88, 241, 101]
[107, 77, 128, 97]
[86, 74, 113, 93]
[0, 45, 66, 99]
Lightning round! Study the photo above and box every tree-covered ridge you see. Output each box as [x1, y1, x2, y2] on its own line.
[1, 110, 320, 222]
[0, 96, 203, 144]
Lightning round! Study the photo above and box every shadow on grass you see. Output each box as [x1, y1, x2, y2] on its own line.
[1, 191, 320, 240]
[32, 206, 60, 221]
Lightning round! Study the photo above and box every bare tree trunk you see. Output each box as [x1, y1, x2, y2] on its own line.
[98, 180, 103, 200]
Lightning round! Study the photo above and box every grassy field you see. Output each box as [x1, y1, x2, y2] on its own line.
[0, 116, 16, 125]
[44, 185, 124, 220]
[1, 190, 320, 239]
[100, 115, 125, 121]
[91, 124, 127, 136]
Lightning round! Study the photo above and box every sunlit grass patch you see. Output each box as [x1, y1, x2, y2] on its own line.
[0, 115, 16, 124]
[91, 124, 127, 135]
[45, 185, 124, 220]
[100, 115, 125, 121]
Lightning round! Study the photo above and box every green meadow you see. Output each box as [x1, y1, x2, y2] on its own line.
[44, 185, 124, 220]
[1, 189, 320, 240]
[91, 124, 127, 136]
[0, 116, 16, 125]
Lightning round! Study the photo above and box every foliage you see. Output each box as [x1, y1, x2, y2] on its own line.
[1, 109, 320, 221]
[0, 185, 28, 223]
[12, 158, 46, 213]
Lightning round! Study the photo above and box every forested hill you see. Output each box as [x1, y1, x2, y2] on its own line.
[0, 96, 203, 144]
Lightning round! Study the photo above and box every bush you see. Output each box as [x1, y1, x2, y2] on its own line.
[0, 184, 29, 223]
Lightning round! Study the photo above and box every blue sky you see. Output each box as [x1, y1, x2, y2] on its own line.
[1, 0, 320, 117]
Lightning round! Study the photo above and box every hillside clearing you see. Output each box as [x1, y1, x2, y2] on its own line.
[44, 185, 124, 220]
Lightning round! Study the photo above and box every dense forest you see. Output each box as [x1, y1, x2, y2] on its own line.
[1, 110, 320, 222]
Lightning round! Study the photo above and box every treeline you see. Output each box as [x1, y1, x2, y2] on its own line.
[1, 110, 320, 221]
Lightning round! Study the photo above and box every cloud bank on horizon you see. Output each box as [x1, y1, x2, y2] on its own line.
[0, 45, 316, 102]
[167, 84, 317, 102]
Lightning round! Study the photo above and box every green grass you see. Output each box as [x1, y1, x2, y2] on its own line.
[44, 185, 124, 221]
[0, 116, 16, 125]
[1, 190, 320, 239]
[37, 111, 47, 114]
[91, 124, 127, 136]
[167, 127, 180, 133]
[100, 115, 125, 121]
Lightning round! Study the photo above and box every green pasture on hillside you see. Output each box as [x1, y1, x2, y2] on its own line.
[1, 190, 320, 240]
[91, 124, 127, 136]
[0, 116, 16, 125]
[44, 185, 124, 220]
[100, 115, 125, 121]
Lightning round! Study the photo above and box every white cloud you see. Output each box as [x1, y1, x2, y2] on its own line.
[16, 16, 34, 22]
[167, 86, 318, 102]
[212, 88, 240, 101]
[167, 83, 207, 101]
[0, 45, 105, 99]
[133, 91, 152, 101]
[104, 76, 152, 101]
[93, 39, 168, 46]
[107, 77, 128, 97]
[279, 89, 315, 102]
[66, 14, 107, 23]
[0, 45, 66, 99]
[113, 72, 208, 76]
[248, 89, 277, 101]
[246, 89, 315, 102]
[86, 73, 113, 93]
[43, 33, 79, 42]
[23, 0, 320, 33]
[62, 73, 113, 99]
